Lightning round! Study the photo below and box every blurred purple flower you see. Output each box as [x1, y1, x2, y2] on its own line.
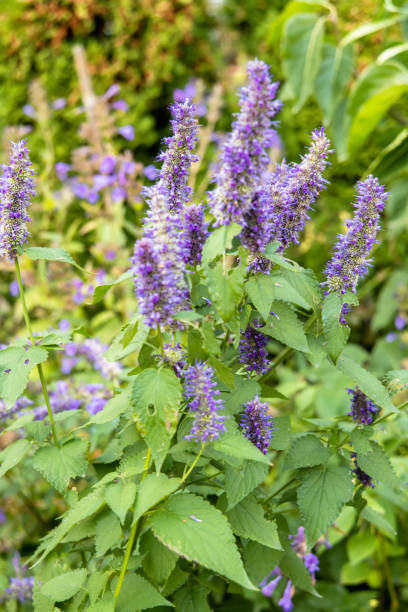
[112, 99, 129, 112]
[55, 162, 71, 181]
[144, 164, 158, 181]
[99, 155, 116, 174]
[9, 280, 19, 297]
[51, 98, 66, 110]
[105, 83, 120, 99]
[118, 125, 134, 141]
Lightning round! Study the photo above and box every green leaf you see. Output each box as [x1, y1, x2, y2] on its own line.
[94, 510, 122, 557]
[173, 583, 211, 612]
[245, 275, 275, 321]
[269, 415, 292, 451]
[340, 16, 401, 47]
[349, 428, 373, 455]
[25, 246, 83, 271]
[115, 573, 173, 610]
[225, 462, 268, 510]
[0, 439, 30, 478]
[141, 531, 178, 585]
[285, 434, 330, 470]
[336, 355, 395, 413]
[360, 506, 396, 536]
[212, 431, 270, 464]
[279, 547, 317, 595]
[280, 268, 322, 309]
[87, 572, 110, 606]
[261, 302, 309, 353]
[315, 43, 354, 123]
[133, 473, 181, 524]
[223, 377, 260, 415]
[347, 532, 378, 565]
[33, 438, 88, 493]
[322, 292, 357, 361]
[226, 497, 282, 550]
[356, 442, 400, 488]
[41, 569, 87, 602]
[298, 462, 353, 546]
[201, 223, 242, 266]
[89, 390, 130, 424]
[92, 270, 132, 303]
[0, 346, 48, 407]
[347, 62, 408, 155]
[131, 368, 182, 470]
[283, 13, 326, 111]
[208, 356, 235, 388]
[372, 270, 408, 330]
[148, 493, 255, 589]
[105, 480, 137, 524]
[205, 258, 246, 322]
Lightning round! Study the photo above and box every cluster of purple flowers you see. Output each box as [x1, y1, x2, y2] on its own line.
[240, 395, 275, 454]
[209, 59, 281, 226]
[351, 452, 374, 488]
[1, 553, 34, 604]
[239, 324, 270, 375]
[0, 139, 35, 260]
[173, 79, 206, 117]
[261, 527, 320, 611]
[0, 396, 33, 426]
[325, 176, 388, 294]
[347, 387, 379, 425]
[183, 203, 208, 265]
[62, 338, 122, 380]
[160, 343, 187, 377]
[183, 362, 226, 443]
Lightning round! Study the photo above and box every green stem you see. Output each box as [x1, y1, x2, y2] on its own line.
[114, 448, 151, 601]
[379, 535, 399, 612]
[156, 324, 164, 356]
[181, 444, 204, 483]
[15, 258, 59, 447]
[263, 477, 297, 504]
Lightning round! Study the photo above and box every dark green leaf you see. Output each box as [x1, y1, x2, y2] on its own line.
[285, 434, 330, 470]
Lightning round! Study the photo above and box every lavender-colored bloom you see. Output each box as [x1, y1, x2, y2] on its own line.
[99, 155, 116, 174]
[1, 553, 34, 604]
[9, 280, 19, 297]
[351, 453, 374, 488]
[73, 181, 89, 199]
[105, 83, 120, 99]
[278, 580, 294, 612]
[34, 381, 81, 420]
[240, 395, 275, 454]
[94, 174, 115, 191]
[183, 203, 208, 265]
[51, 98, 66, 110]
[289, 526, 307, 556]
[0, 508, 5, 523]
[112, 99, 129, 112]
[261, 575, 282, 597]
[239, 324, 270, 375]
[144, 164, 158, 181]
[22, 104, 36, 118]
[325, 176, 388, 294]
[386, 332, 398, 343]
[272, 128, 331, 249]
[55, 161, 71, 181]
[184, 362, 226, 443]
[61, 357, 79, 374]
[395, 314, 406, 330]
[63, 338, 122, 380]
[347, 387, 379, 425]
[157, 101, 199, 213]
[59, 319, 70, 332]
[161, 343, 187, 377]
[87, 190, 99, 204]
[304, 553, 319, 579]
[118, 125, 134, 141]
[174, 81, 197, 103]
[82, 383, 111, 415]
[209, 60, 281, 226]
[112, 186, 127, 202]
[0, 139, 35, 260]
[241, 185, 273, 259]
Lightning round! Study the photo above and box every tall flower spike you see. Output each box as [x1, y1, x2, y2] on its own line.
[209, 59, 281, 226]
[239, 323, 270, 375]
[184, 362, 226, 443]
[157, 100, 199, 213]
[0, 139, 35, 260]
[240, 395, 275, 454]
[347, 386, 379, 425]
[183, 202, 208, 265]
[272, 128, 331, 249]
[325, 175, 387, 294]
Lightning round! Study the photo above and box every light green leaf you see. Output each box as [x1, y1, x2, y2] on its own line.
[283, 13, 326, 111]
[360, 506, 396, 536]
[336, 355, 395, 413]
[225, 462, 268, 510]
[356, 442, 400, 488]
[89, 390, 130, 424]
[201, 223, 242, 266]
[41, 569, 87, 602]
[378, 42, 408, 64]
[346, 532, 378, 566]
[141, 531, 178, 585]
[92, 270, 132, 303]
[25, 246, 83, 271]
[105, 480, 137, 524]
[280, 268, 322, 309]
[133, 473, 181, 524]
[87, 572, 110, 606]
[298, 462, 354, 545]
[33, 438, 88, 493]
[131, 368, 182, 470]
[212, 431, 270, 464]
[315, 43, 354, 123]
[285, 434, 330, 470]
[349, 428, 373, 455]
[269, 415, 292, 451]
[94, 511, 122, 557]
[372, 270, 408, 330]
[340, 16, 400, 47]
[227, 497, 282, 550]
[245, 275, 275, 321]
[0, 346, 48, 407]
[205, 257, 246, 322]
[261, 302, 309, 353]
[322, 292, 357, 361]
[148, 493, 255, 590]
[0, 439, 30, 478]
[115, 574, 173, 610]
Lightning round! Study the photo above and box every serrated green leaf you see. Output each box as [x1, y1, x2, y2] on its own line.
[173, 583, 211, 612]
[349, 429, 373, 455]
[141, 531, 178, 585]
[336, 355, 395, 413]
[245, 275, 275, 321]
[0, 346, 48, 407]
[41, 569, 87, 602]
[298, 462, 353, 546]
[115, 573, 172, 610]
[147, 492, 255, 590]
[225, 462, 268, 510]
[212, 431, 270, 464]
[133, 473, 181, 524]
[208, 355, 235, 388]
[285, 434, 330, 470]
[105, 480, 136, 524]
[25, 246, 84, 271]
[33, 438, 88, 493]
[356, 442, 400, 488]
[87, 572, 110, 606]
[223, 377, 260, 415]
[227, 497, 282, 550]
[205, 258, 246, 322]
[279, 546, 318, 595]
[201, 223, 242, 266]
[261, 302, 309, 353]
[269, 415, 292, 451]
[322, 292, 356, 361]
[280, 268, 322, 309]
[131, 368, 181, 470]
[92, 270, 132, 303]
[0, 439, 30, 478]
[95, 510, 122, 557]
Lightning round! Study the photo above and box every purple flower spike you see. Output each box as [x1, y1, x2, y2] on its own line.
[278, 580, 294, 612]
[239, 324, 270, 375]
[241, 185, 274, 261]
[325, 176, 388, 294]
[157, 100, 199, 213]
[351, 453, 374, 488]
[240, 395, 275, 454]
[347, 387, 379, 425]
[183, 202, 208, 265]
[0, 139, 35, 260]
[184, 362, 226, 443]
[209, 59, 281, 226]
